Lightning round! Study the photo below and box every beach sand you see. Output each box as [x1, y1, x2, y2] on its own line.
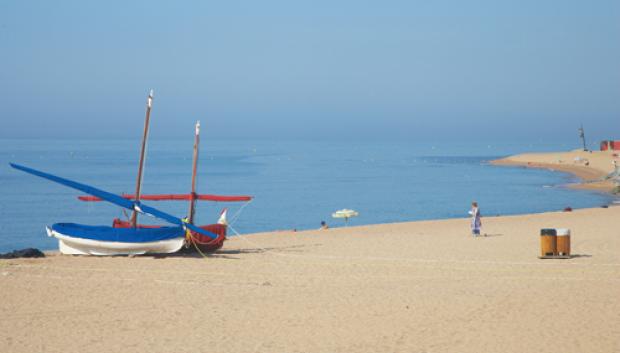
[1, 205, 619, 353]
[1, 150, 619, 352]
[492, 149, 619, 193]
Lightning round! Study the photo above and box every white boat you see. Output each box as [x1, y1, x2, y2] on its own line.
[46, 223, 185, 256]
[11, 92, 251, 257]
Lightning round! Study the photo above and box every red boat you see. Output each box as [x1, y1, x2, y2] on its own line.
[81, 194, 251, 251]
[79, 91, 252, 252]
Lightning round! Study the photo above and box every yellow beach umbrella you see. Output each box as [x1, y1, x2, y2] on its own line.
[332, 209, 359, 226]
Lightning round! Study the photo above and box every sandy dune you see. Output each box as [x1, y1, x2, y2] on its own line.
[1, 205, 619, 353]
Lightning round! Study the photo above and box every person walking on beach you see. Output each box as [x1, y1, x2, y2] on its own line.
[469, 202, 482, 237]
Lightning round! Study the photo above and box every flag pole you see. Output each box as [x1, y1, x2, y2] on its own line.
[579, 124, 587, 151]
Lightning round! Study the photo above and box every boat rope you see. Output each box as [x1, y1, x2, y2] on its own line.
[227, 224, 242, 237]
[188, 233, 211, 259]
[228, 200, 253, 226]
[226, 224, 288, 258]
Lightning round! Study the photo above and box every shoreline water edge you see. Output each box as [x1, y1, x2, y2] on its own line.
[3, 148, 618, 255]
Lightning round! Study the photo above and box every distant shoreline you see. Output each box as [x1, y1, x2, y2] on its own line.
[491, 149, 618, 194]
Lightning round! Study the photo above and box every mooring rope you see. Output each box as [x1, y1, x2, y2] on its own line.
[188, 233, 211, 259]
[228, 200, 253, 227]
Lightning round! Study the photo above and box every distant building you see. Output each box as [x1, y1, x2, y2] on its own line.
[600, 140, 620, 151]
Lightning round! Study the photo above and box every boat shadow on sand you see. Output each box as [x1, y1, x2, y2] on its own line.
[151, 243, 320, 260]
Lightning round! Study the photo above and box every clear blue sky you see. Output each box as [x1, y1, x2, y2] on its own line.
[1, 0, 619, 142]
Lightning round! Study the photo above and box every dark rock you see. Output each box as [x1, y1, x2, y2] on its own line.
[0, 248, 45, 259]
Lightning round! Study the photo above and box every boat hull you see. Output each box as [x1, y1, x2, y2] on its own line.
[112, 218, 227, 252]
[46, 224, 185, 256]
[190, 224, 227, 252]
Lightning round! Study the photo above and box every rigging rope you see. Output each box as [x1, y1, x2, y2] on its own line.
[186, 231, 211, 259]
[228, 200, 253, 227]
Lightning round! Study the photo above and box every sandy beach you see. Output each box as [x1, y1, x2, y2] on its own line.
[492, 149, 619, 193]
[1, 151, 619, 353]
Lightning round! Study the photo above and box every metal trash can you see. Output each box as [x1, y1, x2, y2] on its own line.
[556, 228, 571, 256]
[540, 228, 557, 257]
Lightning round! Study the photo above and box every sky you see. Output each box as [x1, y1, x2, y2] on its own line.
[1, 0, 619, 142]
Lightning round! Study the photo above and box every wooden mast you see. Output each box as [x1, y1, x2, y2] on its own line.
[187, 121, 201, 224]
[130, 89, 153, 227]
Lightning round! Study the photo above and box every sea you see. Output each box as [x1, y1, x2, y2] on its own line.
[0, 138, 616, 253]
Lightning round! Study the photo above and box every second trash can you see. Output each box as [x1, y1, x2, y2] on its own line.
[556, 228, 571, 256]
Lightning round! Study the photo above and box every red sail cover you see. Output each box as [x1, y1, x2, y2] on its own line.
[78, 194, 252, 202]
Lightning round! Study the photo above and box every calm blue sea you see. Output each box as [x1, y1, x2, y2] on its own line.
[0, 138, 615, 252]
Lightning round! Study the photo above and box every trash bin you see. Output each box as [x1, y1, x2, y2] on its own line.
[556, 228, 571, 256]
[540, 228, 557, 257]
